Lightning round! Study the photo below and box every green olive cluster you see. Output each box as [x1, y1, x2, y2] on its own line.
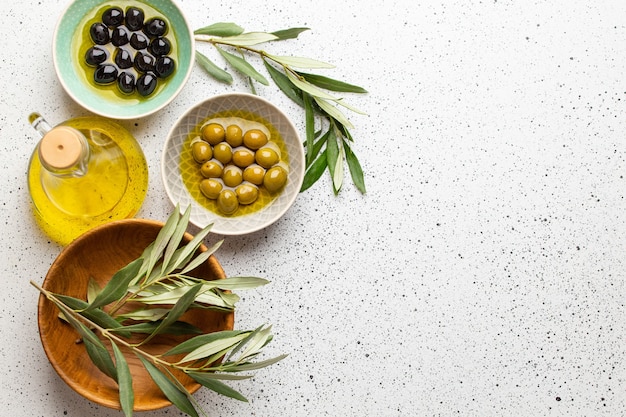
[191, 122, 288, 215]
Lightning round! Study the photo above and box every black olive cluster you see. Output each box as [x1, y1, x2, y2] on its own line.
[84, 6, 176, 97]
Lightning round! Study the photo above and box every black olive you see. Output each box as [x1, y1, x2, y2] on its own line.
[114, 48, 133, 69]
[149, 37, 171, 56]
[117, 71, 136, 94]
[134, 52, 154, 73]
[130, 32, 149, 50]
[102, 7, 124, 27]
[94, 65, 118, 84]
[143, 18, 167, 38]
[85, 46, 107, 67]
[111, 26, 130, 46]
[125, 7, 145, 31]
[154, 56, 175, 78]
[89, 22, 110, 45]
[136, 72, 158, 96]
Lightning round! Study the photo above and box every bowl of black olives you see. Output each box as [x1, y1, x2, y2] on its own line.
[53, 0, 194, 119]
[161, 93, 306, 235]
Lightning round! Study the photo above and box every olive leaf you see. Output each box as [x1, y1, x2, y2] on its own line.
[219, 32, 278, 46]
[110, 320, 202, 336]
[227, 354, 289, 372]
[324, 125, 342, 193]
[138, 356, 200, 417]
[313, 96, 354, 129]
[196, 51, 233, 84]
[263, 59, 303, 106]
[265, 53, 334, 69]
[133, 285, 199, 305]
[216, 47, 269, 85]
[234, 325, 274, 361]
[161, 204, 192, 275]
[141, 207, 181, 282]
[111, 342, 134, 417]
[87, 277, 101, 304]
[270, 27, 309, 40]
[303, 92, 316, 166]
[186, 376, 248, 402]
[134, 284, 230, 309]
[301, 150, 328, 192]
[343, 139, 366, 193]
[178, 333, 249, 364]
[83, 337, 118, 382]
[197, 276, 270, 291]
[186, 371, 253, 381]
[178, 240, 222, 275]
[194, 22, 244, 37]
[285, 70, 337, 100]
[332, 97, 368, 116]
[85, 257, 143, 311]
[115, 307, 169, 321]
[163, 330, 248, 357]
[297, 71, 368, 93]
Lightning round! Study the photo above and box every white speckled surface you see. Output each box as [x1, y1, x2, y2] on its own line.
[1, 0, 625, 416]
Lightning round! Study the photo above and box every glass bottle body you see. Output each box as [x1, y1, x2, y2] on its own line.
[27, 114, 148, 245]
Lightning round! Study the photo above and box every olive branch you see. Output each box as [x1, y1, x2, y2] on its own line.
[31, 205, 286, 417]
[194, 22, 367, 195]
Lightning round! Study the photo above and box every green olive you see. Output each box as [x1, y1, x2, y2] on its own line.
[225, 124, 243, 147]
[235, 183, 259, 205]
[201, 123, 225, 145]
[222, 165, 243, 187]
[243, 165, 266, 185]
[213, 142, 233, 164]
[236, 183, 259, 205]
[199, 178, 222, 199]
[243, 129, 268, 150]
[255, 147, 280, 168]
[191, 140, 212, 164]
[263, 166, 288, 193]
[200, 159, 223, 178]
[217, 189, 239, 214]
[232, 147, 255, 168]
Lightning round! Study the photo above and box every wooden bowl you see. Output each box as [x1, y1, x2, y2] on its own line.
[37, 218, 234, 411]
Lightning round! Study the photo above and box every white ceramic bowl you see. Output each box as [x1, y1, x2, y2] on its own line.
[53, 0, 194, 119]
[162, 93, 305, 235]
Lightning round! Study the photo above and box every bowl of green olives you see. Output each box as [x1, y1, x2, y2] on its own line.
[162, 93, 305, 235]
[53, 0, 194, 119]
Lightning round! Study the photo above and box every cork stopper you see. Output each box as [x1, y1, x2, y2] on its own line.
[39, 126, 85, 170]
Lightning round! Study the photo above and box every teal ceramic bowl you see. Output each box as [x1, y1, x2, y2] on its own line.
[53, 0, 194, 119]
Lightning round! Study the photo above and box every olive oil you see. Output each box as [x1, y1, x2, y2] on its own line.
[27, 114, 148, 245]
[180, 110, 289, 217]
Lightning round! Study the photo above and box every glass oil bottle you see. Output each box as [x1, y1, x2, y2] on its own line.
[27, 113, 148, 245]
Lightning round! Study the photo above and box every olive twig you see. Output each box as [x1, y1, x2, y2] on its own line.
[193, 23, 368, 195]
[31, 207, 285, 417]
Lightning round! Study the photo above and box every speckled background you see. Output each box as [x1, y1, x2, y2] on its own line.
[1, 0, 625, 416]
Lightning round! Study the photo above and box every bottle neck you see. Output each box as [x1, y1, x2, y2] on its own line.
[38, 126, 90, 178]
